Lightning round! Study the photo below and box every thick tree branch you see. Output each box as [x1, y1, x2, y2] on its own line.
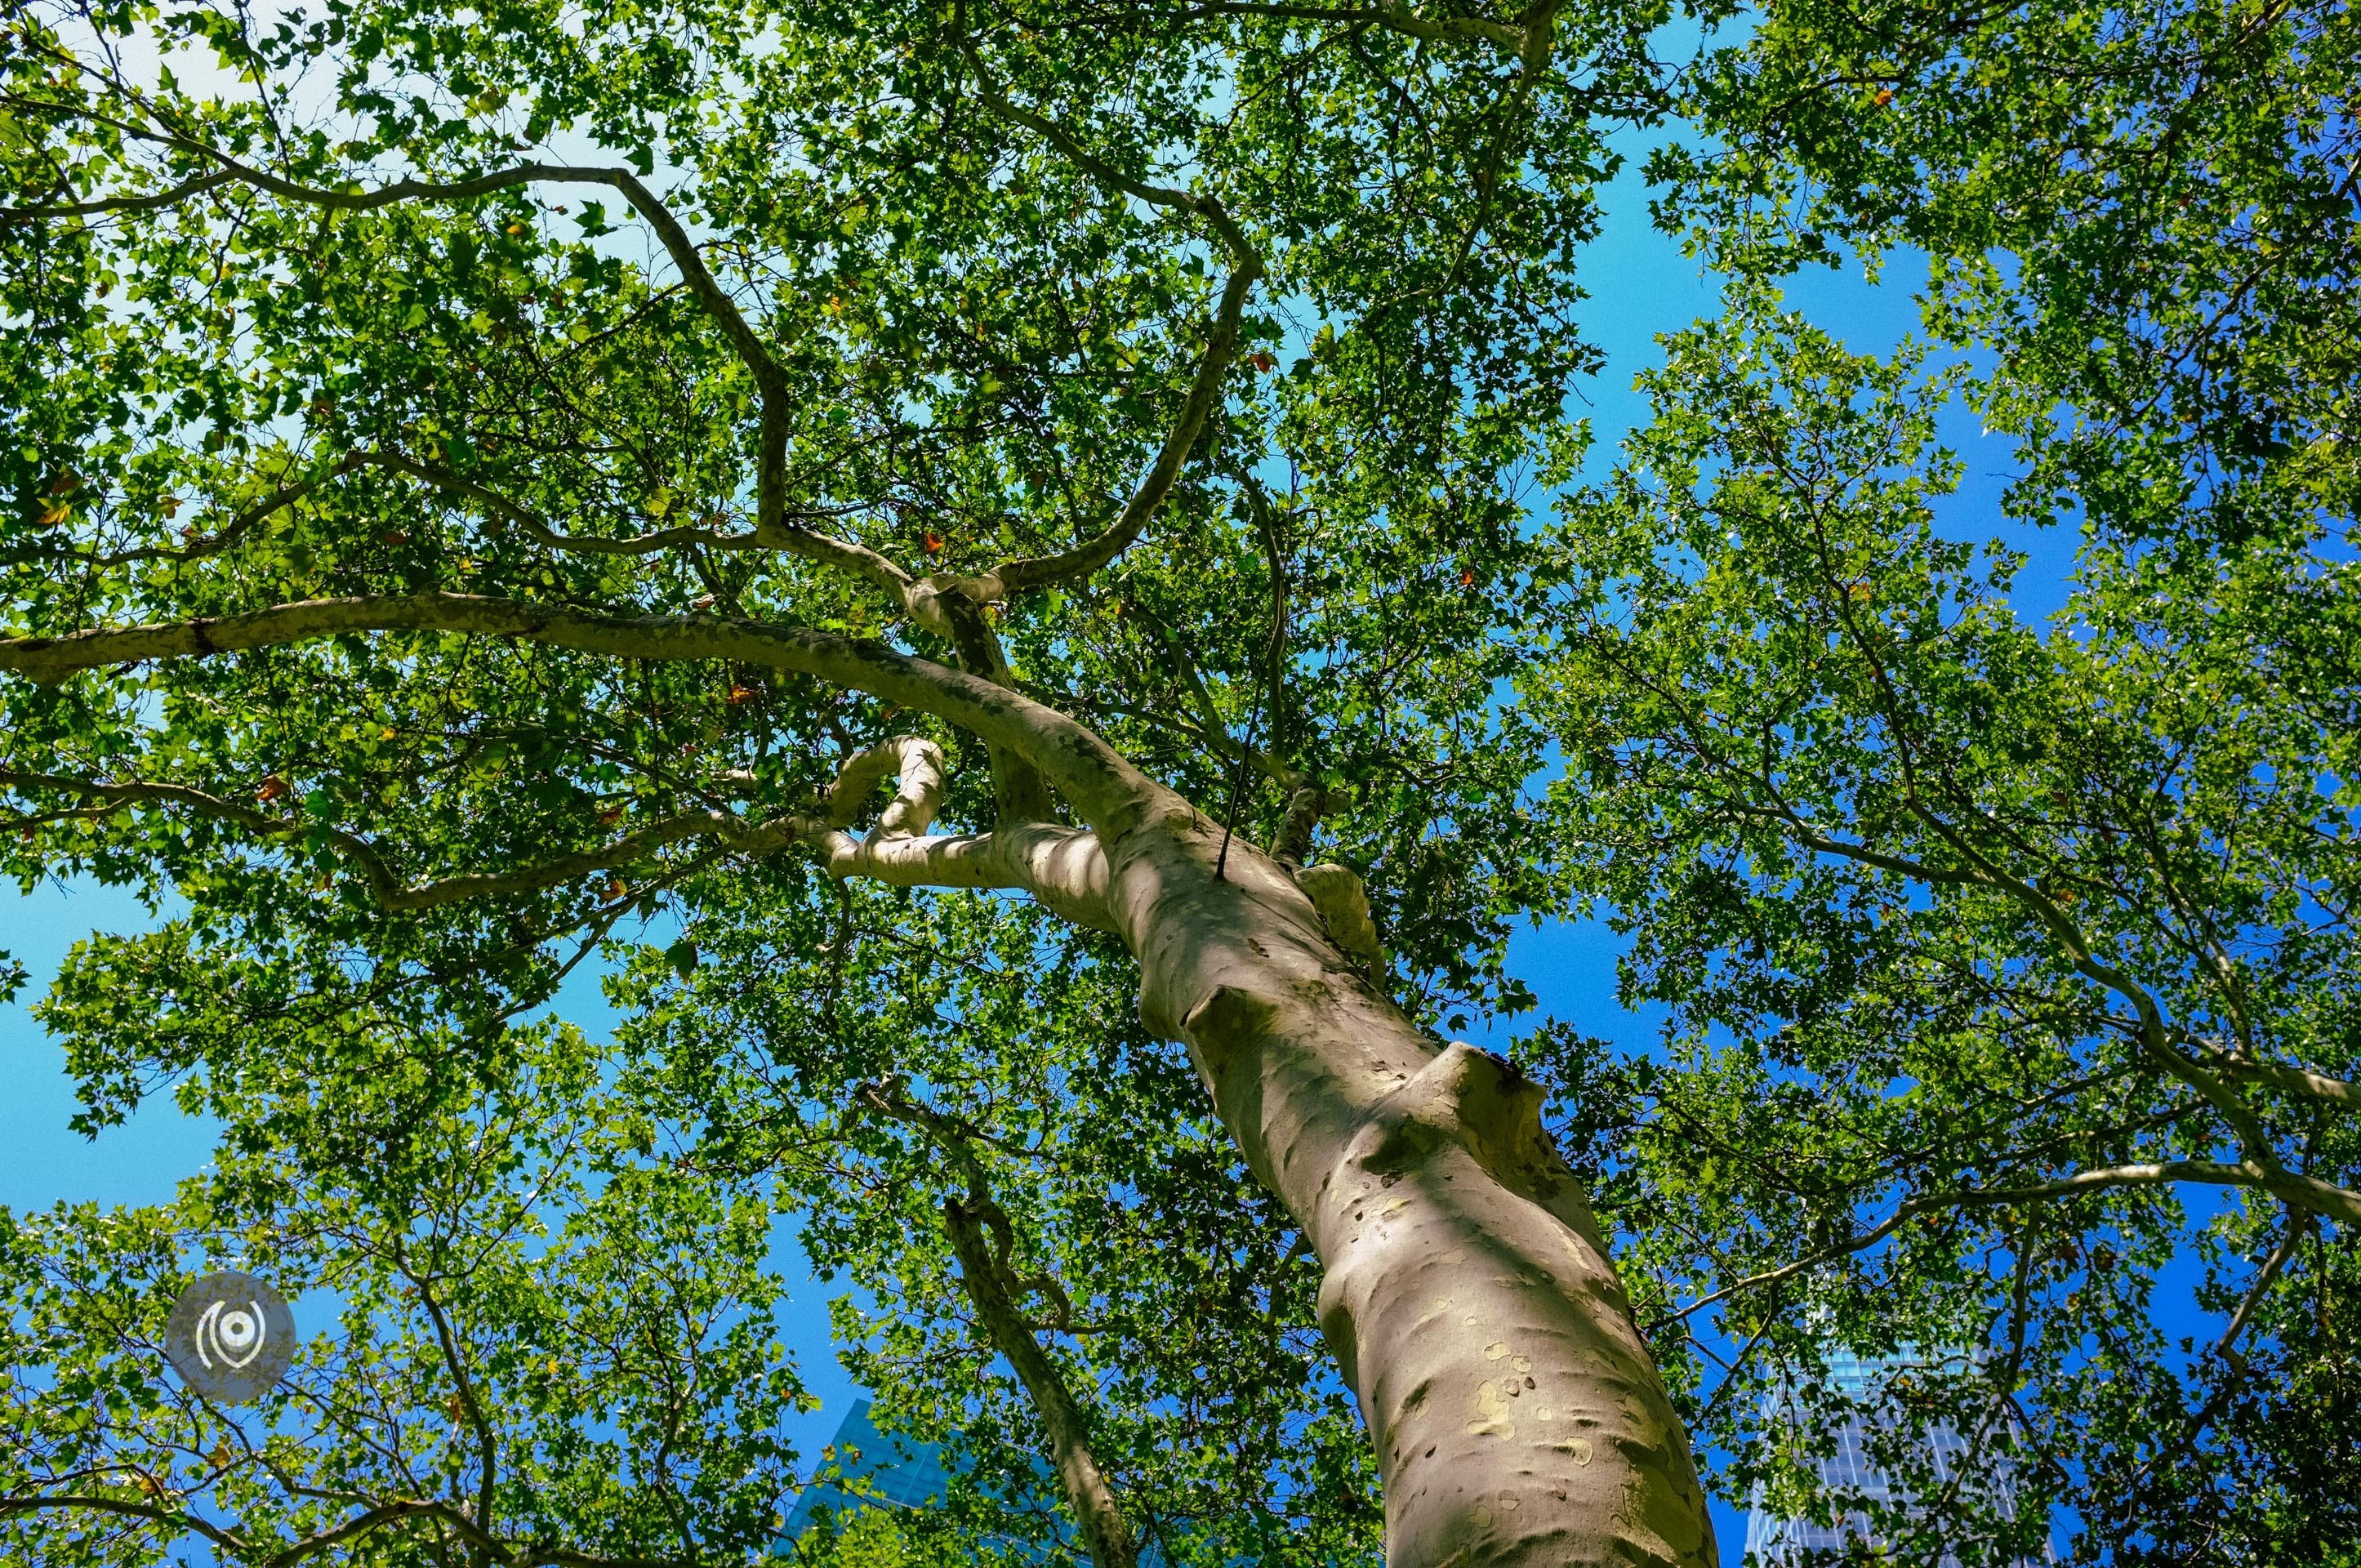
[2, 458, 357, 568]
[0, 167, 238, 220]
[0, 591, 1170, 831]
[1123, 595, 1256, 757]
[817, 821, 1115, 932]
[2211, 1205, 2312, 1361]
[820, 734, 946, 835]
[0, 1494, 247, 1554]
[940, 1196, 1138, 1568]
[949, 46, 1265, 603]
[10, 126, 773, 387]
[934, 599, 1061, 825]
[256, 1499, 454, 1567]
[3, 736, 1110, 929]
[1364, 0, 1565, 323]
[2, 93, 804, 546]
[199, 159, 775, 387]
[2132, 1202, 2326, 1477]
[0, 767, 804, 912]
[1270, 779, 1329, 868]
[2215, 1056, 2359, 1110]
[390, 1250, 500, 1551]
[967, 258, 1257, 597]
[961, 43, 1256, 256]
[1236, 470, 1296, 764]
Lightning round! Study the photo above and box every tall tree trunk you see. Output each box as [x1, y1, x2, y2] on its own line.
[1113, 817, 1717, 1568]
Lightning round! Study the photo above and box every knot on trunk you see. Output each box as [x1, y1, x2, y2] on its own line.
[1294, 861, 1387, 979]
[1176, 982, 1286, 1099]
[1347, 1040, 1557, 1187]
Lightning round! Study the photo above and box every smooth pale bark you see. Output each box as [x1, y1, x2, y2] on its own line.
[1103, 815, 1716, 1568]
[0, 595, 1716, 1566]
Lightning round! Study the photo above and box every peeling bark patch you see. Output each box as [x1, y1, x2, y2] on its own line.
[1552, 1437, 1595, 1466]
[1477, 1343, 1534, 1375]
[1467, 1380, 1516, 1439]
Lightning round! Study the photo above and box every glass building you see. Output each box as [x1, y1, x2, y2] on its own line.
[777, 1399, 1164, 1563]
[777, 1398, 966, 1544]
[1742, 1348, 2051, 1566]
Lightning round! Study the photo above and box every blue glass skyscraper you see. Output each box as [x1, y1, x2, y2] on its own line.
[776, 1400, 1165, 1563]
[777, 1399, 967, 1545]
[1742, 1348, 2051, 1566]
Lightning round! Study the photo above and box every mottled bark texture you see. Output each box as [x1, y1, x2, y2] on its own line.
[1116, 817, 1717, 1568]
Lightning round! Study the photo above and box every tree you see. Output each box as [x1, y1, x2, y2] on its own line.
[2, 2, 1709, 1565]
[4, 0, 2356, 1565]
[2, 1018, 817, 1568]
[1530, 293, 2360, 1565]
[1551, 0, 2361, 1553]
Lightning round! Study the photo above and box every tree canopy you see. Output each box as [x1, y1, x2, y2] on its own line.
[2, 1, 2354, 1566]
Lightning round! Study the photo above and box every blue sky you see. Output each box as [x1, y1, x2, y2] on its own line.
[0, 121, 2091, 1561]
